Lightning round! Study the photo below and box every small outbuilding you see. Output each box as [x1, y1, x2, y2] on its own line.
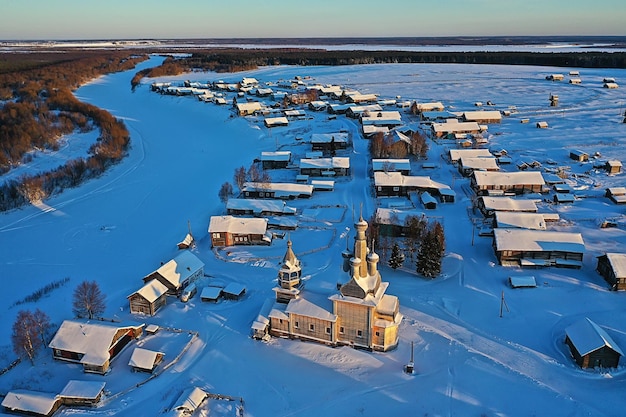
[169, 387, 208, 416]
[223, 282, 247, 300]
[2, 390, 60, 417]
[128, 347, 164, 373]
[200, 286, 223, 302]
[569, 150, 589, 162]
[597, 253, 626, 290]
[606, 160, 622, 174]
[605, 187, 626, 204]
[420, 191, 438, 209]
[59, 380, 106, 406]
[128, 279, 169, 316]
[508, 275, 537, 288]
[565, 318, 623, 369]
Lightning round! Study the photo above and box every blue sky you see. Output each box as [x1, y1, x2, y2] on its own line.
[2, 0, 625, 40]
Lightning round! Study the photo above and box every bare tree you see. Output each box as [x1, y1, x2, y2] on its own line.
[72, 280, 106, 319]
[218, 182, 233, 204]
[32, 308, 52, 346]
[233, 166, 247, 191]
[11, 310, 41, 365]
[247, 163, 262, 183]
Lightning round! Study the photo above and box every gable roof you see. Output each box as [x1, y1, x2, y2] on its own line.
[494, 211, 547, 230]
[128, 347, 164, 370]
[286, 297, 337, 322]
[565, 318, 624, 357]
[59, 380, 106, 400]
[49, 320, 144, 366]
[449, 148, 493, 162]
[602, 253, 626, 278]
[129, 279, 169, 302]
[1, 390, 59, 416]
[152, 251, 204, 288]
[208, 215, 268, 235]
[473, 171, 545, 187]
[493, 229, 584, 253]
[480, 197, 538, 212]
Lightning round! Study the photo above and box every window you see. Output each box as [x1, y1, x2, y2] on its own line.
[375, 331, 380, 337]
[294, 321, 299, 329]
[212, 233, 220, 238]
[377, 186, 382, 191]
[393, 186, 400, 192]
[326, 327, 331, 335]
[357, 330, 363, 338]
[279, 319, 283, 324]
[309, 323, 315, 332]
[339, 326, 344, 334]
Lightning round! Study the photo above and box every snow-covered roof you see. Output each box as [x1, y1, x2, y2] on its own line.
[460, 156, 500, 171]
[463, 110, 502, 122]
[415, 102, 445, 111]
[347, 104, 383, 114]
[377, 294, 398, 316]
[200, 286, 222, 300]
[449, 148, 493, 162]
[261, 151, 291, 161]
[495, 211, 547, 230]
[268, 302, 289, 320]
[565, 318, 624, 357]
[236, 102, 263, 113]
[59, 380, 106, 400]
[432, 120, 480, 134]
[286, 297, 337, 322]
[128, 347, 163, 370]
[264, 116, 289, 126]
[130, 279, 169, 302]
[311, 132, 349, 143]
[603, 253, 626, 278]
[1, 390, 59, 415]
[421, 191, 438, 205]
[223, 282, 246, 296]
[493, 229, 585, 253]
[300, 157, 350, 170]
[372, 159, 411, 172]
[607, 187, 626, 195]
[49, 320, 144, 367]
[473, 171, 545, 187]
[374, 171, 451, 190]
[509, 276, 537, 288]
[209, 215, 268, 235]
[227, 198, 296, 215]
[171, 387, 207, 414]
[154, 251, 204, 288]
[284, 109, 305, 117]
[362, 125, 389, 136]
[361, 111, 402, 125]
[347, 92, 379, 103]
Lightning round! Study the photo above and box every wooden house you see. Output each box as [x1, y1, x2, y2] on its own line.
[235, 102, 263, 116]
[360, 111, 403, 128]
[142, 251, 204, 295]
[596, 253, 626, 290]
[448, 148, 493, 164]
[48, 320, 144, 374]
[346, 104, 382, 119]
[604, 82, 619, 89]
[569, 150, 589, 162]
[536, 121, 549, 128]
[545, 74, 564, 81]
[310, 132, 349, 153]
[606, 160, 622, 174]
[374, 171, 453, 199]
[362, 125, 389, 138]
[420, 191, 438, 209]
[419, 111, 457, 123]
[413, 101, 445, 114]
[554, 193, 575, 204]
[374, 208, 426, 237]
[462, 110, 502, 124]
[565, 318, 623, 369]
[605, 187, 626, 204]
[299, 157, 350, 177]
[327, 103, 356, 114]
[346, 92, 379, 104]
[431, 120, 481, 138]
[308, 100, 328, 111]
[494, 211, 547, 230]
[264, 116, 289, 128]
[226, 198, 296, 216]
[2, 390, 61, 417]
[208, 215, 271, 247]
[372, 159, 411, 175]
[458, 156, 500, 176]
[261, 151, 291, 169]
[478, 197, 538, 217]
[471, 171, 546, 195]
[242, 182, 314, 200]
[128, 347, 164, 373]
[569, 78, 582, 84]
[128, 279, 169, 316]
[59, 380, 106, 407]
[493, 229, 584, 268]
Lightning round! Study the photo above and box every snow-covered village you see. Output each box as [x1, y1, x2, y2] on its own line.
[1, 44, 626, 417]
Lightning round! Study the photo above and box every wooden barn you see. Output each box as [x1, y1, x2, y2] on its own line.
[261, 151, 291, 169]
[128, 279, 169, 316]
[431, 120, 481, 138]
[360, 111, 403, 128]
[458, 156, 500, 176]
[299, 157, 350, 177]
[2, 390, 61, 417]
[142, 250, 205, 295]
[596, 252, 626, 290]
[374, 171, 453, 198]
[48, 320, 144, 374]
[462, 110, 502, 124]
[223, 282, 247, 300]
[478, 197, 538, 217]
[565, 318, 623, 369]
[242, 182, 314, 200]
[208, 215, 271, 247]
[310, 132, 349, 152]
[226, 198, 296, 216]
[493, 229, 584, 268]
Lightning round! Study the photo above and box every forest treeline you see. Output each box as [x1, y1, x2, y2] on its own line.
[132, 49, 626, 87]
[0, 51, 147, 211]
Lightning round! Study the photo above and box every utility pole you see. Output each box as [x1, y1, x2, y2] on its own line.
[499, 291, 510, 318]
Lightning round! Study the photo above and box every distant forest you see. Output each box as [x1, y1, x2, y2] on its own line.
[0, 51, 147, 211]
[132, 49, 626, 87]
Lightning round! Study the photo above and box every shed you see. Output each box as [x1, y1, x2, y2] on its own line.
[264, 116, 289, 127]
[128, 347, 164, 373]
[605, 187, 626, 204]
[545, 74, 564, 81]
[145, 324, 160, 334]
[200, 286, 223, 302]
[597, 253, 626, 290]
[604, 82, 619, 89]
[311, 180, 334, 191]
[554, 193, 575, 204]
[536, 121, 549, 128]
[508, 276, 537, 288]
[569, 150, 589, 162]
[420, 191, 438, 209]
[59, 380, 106, 406]
[1, 390, 60, 417]
[565, 318, 623, 369]
[223, 282, 247, 300]
[128, 279, 169, 316]
[169, 387, 208, 415]
[606, 160, 622, 174]
[261, 151, 291, 169]
[439, 188, 456, 203]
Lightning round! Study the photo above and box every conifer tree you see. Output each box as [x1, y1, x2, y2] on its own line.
[416, 221, 445, 278]
[388, 242, 405, 270]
